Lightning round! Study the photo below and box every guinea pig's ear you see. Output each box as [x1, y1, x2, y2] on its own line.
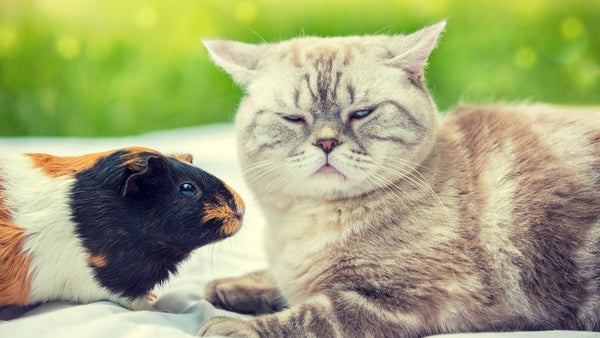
[171, 153, 193, 164]
[123, 156, 168, 198]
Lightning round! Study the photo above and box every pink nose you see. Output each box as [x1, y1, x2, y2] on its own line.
[315, 138, 339, 154]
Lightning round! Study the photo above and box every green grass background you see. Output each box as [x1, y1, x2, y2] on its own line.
[0, 0, 598, 136]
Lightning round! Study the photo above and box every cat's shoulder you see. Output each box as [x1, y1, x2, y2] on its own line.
[443, 103, 599, 131]
[438, 103, 599, 158]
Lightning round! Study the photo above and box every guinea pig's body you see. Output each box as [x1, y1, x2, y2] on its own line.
[0, 147, 244, 310]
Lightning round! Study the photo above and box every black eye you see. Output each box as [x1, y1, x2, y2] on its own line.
[350, 109, 373, 120]
[180, 182, 197, 196]
[281, 114, 306, 124]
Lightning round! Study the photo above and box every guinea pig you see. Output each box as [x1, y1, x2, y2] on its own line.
[0, 146, 244, 311]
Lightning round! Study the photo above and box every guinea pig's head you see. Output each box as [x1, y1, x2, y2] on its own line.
[72, 148, 245, 258]
[121, 153, 245, 250]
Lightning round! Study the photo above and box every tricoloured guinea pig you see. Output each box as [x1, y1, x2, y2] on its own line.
[0, 147, 244, 310]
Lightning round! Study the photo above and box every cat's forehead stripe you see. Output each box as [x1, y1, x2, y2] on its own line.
[281, 38, 361, 67]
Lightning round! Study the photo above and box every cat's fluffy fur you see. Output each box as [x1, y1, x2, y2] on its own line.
[200, 21, 600, 337]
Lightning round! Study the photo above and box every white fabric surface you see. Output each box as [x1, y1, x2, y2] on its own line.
[0, 124, 597, 338]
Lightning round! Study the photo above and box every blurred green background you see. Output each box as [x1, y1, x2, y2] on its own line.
[0, 0, 598, 136]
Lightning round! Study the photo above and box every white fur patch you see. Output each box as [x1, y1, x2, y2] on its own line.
[477, 144, 534, 316]
[0, 155, 130, 307]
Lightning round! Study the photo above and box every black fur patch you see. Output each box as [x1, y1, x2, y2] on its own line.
[70, 150, 238, 299]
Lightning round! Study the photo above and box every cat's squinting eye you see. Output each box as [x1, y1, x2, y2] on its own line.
[350, 109, 374, 120]
[281, 114, 306, 124]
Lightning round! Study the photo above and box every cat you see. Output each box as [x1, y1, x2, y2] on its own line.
[199, 20, 600, 337]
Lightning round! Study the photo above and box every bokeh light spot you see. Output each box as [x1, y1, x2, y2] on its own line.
[136, 6, 157, 28]
[512, 0, 545, 17]
[514, 47, 537, 69]
[573, 61, 598, 89]
[235, 1, 257, 24]
[561, 17, 584, 40]
[423, 0, 449, 16]
[56, 36, 80, 59]
[0, 27, 17, 56]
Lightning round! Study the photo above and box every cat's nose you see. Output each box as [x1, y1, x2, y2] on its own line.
[315, 138, 339, 154]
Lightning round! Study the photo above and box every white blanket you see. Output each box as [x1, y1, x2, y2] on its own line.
[0, 124, 597, 338]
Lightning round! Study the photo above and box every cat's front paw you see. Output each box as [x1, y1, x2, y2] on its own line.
[204, 278, 245, 312]
[197, 317, 258, 338]
[204, 278, 271, 314]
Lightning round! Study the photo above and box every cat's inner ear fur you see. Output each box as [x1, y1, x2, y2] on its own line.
[387, 20, 446, 81]
[203, 40, 267, 86]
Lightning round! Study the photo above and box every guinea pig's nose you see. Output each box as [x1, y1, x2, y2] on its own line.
[234, 211, 244, 221]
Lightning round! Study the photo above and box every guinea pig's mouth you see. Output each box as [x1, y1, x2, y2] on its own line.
[201, 201, 245, 239]
[222, 211, 244, 237]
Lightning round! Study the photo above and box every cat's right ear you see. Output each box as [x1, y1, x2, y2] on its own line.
[387, 20, 446, 81]
[203, 40, 266, 87]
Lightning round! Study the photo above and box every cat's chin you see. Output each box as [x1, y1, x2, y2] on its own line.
[310, 164, 347, 181]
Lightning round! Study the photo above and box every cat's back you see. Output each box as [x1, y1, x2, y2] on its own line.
[443, 104, 599, 187]
[438, 104, 600, 329]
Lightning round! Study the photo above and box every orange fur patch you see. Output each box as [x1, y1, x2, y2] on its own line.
[202, 191, 243, 237]
[26, 151, 114, 178]
[25, 147, 193, 178]
[225, 182, 245, 216]
[87, 254, 107, 268]
[170, 154, 193, 164]
[119, 147, 161, 171]
[0, 183, 33, 307]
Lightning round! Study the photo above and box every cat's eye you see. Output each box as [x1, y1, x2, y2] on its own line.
[281, 114, 306, 124]
[180, 182, 197, 197]
[350, 109, 374, 120]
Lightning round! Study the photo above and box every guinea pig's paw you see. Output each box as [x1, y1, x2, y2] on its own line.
[147, 291, 158, 302]
[125, 296, 155, 311]
[197, 317, 258, 338]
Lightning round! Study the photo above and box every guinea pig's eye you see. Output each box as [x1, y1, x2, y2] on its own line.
[179, 182, 197, 197]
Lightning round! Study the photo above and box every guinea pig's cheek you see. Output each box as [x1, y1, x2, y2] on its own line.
[201, 201, 242, 238]
[221, 180, 246, 216]
[221, 217, 242, 237]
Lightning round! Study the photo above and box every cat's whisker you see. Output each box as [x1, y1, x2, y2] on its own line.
[243, 160, 285, 185]
[371, 162, 436, 205]
[365, 171, 427, 215]
[383, 157, 449, 214]
[242, 159, 280, 173]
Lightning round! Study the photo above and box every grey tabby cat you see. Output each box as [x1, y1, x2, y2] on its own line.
[199, 21, 600, 337]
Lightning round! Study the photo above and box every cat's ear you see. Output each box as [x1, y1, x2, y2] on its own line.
[387, 20, 446, 80]
[203, 40, 267, 86]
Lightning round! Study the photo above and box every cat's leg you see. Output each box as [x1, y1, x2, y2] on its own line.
[204, 270, 285, 315]
[198, 294, 334, 338]
[198, 293, 425, 338]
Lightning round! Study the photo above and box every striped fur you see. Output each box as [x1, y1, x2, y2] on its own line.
[201, 21, 600, 337]
[0, 147, 244, 311]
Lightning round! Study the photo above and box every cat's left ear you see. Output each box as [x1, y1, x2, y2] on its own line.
[387, 20, 446, 80]
[203, 40, 267, 87]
